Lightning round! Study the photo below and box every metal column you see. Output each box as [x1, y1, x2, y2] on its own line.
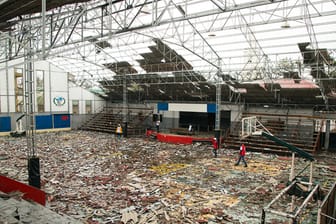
[324, 119, 330, 150]
[5, 38, 10, 113]
[123, 73, 128, 137]
[214, 58, 222, 146]
[24, 22, 40, 188]
[41, 0, 46, 59]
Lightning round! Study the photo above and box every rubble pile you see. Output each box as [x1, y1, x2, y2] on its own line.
[0, 191, 82, 223]
[0, 130, 335, 223]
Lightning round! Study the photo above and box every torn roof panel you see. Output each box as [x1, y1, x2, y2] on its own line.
[276, 79, 319, 89]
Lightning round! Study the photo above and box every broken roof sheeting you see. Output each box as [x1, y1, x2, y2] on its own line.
[137, 39, 193, 73]
[100, 71, 331, 105]
[277, 79, 319, 89]
[104, 61, 138, 75]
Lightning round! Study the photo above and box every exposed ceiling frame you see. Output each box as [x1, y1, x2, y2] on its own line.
[0, 0, 334, 88]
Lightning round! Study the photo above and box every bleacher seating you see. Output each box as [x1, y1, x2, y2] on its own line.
[223, 113, 322, 156]
[80, 106, 152, 136]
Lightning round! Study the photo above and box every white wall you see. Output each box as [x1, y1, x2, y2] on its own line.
[35, 61, 69, 112]
[0, 59, 107, 116]
[221, 104, 243, 122]
[69, 86, 106, 114]
[169, 103, 208, 112]
[49, 71, 69, 112]
[0, 66, 15, 112]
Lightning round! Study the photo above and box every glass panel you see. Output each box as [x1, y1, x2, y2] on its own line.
[85, 100, 92, 114]
[14, 68, 23, 112]
[36, 70, 44, 112]
[72, 100, 79, 114]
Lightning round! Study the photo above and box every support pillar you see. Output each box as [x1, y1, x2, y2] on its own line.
[24, 20, 40, 189]
[215, 58, 222, 148]
[28, 157, 41, 188]
[324, 119, 330, 150]
[289, 152, 295, 181]
[123, 73, 128, 137]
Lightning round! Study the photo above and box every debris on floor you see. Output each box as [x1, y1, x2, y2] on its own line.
[0, 191, 81, 223]
[0, 130, 335, 223]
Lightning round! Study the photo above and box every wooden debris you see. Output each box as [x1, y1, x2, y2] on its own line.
[0, 130, 334, 223]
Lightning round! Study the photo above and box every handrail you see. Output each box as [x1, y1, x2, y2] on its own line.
[16, 114, 25, 122]
[261, 131, 314, 161]
[313, 119, 324, 152]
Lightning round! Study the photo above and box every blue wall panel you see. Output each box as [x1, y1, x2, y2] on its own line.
[35, 115, 53, 130]
[53, 114, 70, 128]
[158, 102, 168, 111]
[0, 117, 11, 132]
[207, 104, 216, 113]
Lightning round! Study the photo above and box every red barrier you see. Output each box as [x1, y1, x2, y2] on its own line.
[146, 129, 216, 147]
[157, 133, 194, 144]
[0, 175, 46, 206]
[146, 129, 155, 137]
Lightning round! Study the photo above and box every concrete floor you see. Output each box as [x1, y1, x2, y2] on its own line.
[0, 130, 335, 223]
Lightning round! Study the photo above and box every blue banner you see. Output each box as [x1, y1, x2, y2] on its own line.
[53, 114, 70, 128]
[0, 116, 11, 132]
[207, 104, 216, 113]
[35, 115, 53, 129]
[158, 102, 168, 111]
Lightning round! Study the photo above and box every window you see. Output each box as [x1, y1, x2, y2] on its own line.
[14, 68, 24, 112]
[85, 100, 92, 114]
[72, 100, 79, 114]
[36, 70, 44, 112]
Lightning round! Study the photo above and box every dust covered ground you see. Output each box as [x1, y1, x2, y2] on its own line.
[0, 130, 335, 223]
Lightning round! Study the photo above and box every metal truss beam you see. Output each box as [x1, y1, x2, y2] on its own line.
[0, 0, 335, 85]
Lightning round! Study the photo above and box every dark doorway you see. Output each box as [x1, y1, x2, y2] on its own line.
[179, 111, 231, 132]
[221, 110, 231, 132]
[180, 112, 214, 132]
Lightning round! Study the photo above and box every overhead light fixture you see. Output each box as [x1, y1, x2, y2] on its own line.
[281, 1, 290, 29]
[208, 33, 216, 37]
[281, 20, 291, 29]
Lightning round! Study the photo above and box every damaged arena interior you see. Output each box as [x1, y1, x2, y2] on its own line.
[0, 0, 336, 223]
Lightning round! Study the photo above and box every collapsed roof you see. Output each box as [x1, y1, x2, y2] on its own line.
[99, 39, 336, 107]
[0, 0, 336, 108]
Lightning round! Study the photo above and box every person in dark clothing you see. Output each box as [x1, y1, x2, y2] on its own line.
[156, 120, 160, 133]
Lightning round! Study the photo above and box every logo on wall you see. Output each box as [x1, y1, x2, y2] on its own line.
[53, 96, 66, 106]
[61, 115, 69, 121]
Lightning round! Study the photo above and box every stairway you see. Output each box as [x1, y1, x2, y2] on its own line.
[80, 106, 153, 136]
[224, 113, 322, 156]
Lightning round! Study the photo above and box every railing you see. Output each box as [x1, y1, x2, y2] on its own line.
[81, 105, 153, 136]
[317, 182, 336, 224]
[313, 119, 325, 152]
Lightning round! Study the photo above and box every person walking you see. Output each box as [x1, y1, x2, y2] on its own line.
[188, 124, 193, 135]
[212, 137, 218, 158]
[156, 120, 160, 133]
[235, 143, 247, 167]
[116, 124, 123, 139]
